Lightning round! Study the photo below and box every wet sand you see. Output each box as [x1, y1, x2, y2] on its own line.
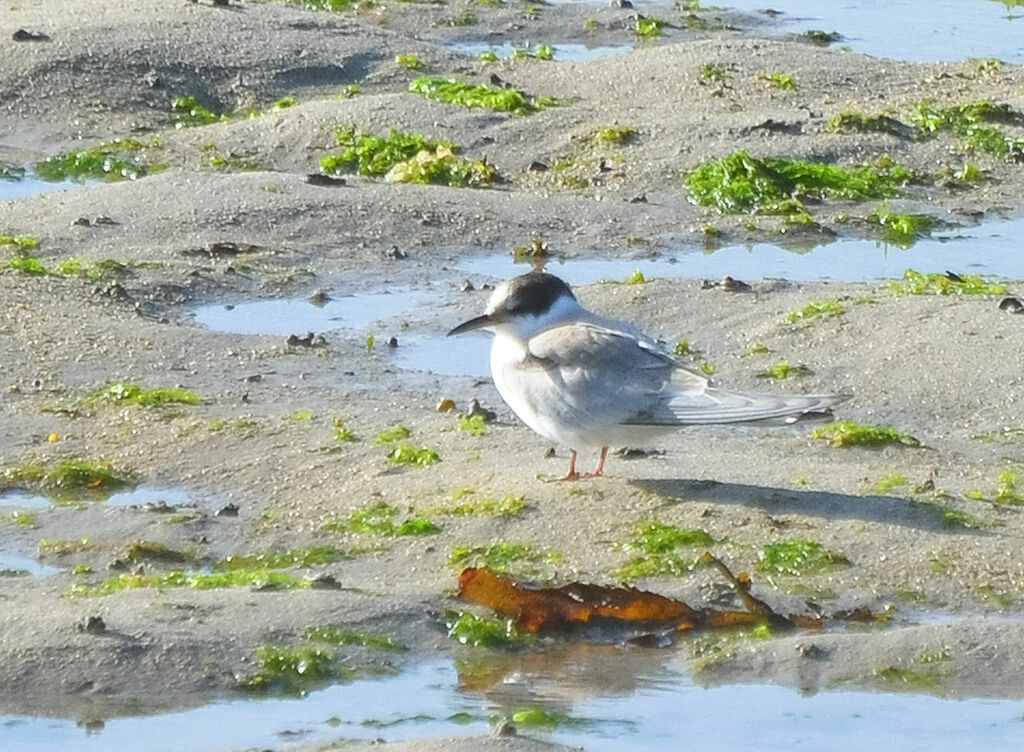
[2, 1, 1024, 749]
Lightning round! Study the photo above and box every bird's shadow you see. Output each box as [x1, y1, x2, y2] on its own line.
[631, 478, 986, 535]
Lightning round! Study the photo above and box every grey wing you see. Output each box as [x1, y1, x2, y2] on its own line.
[522, 322, 704, 426]
[521, 322, 847, 428]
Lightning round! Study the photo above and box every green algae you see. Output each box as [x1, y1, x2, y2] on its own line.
[457, 414, 488, 435]
[786, 299, 844, 324]
[867, 209, 935, 247]
[811, 420, 921, 448]
[874, 665, 944, 690]
[325, 501, 440, 536]
[87, 382, 201, 407]
[448, 541, 561, 575]
[38, 538, 93, 557]
[596, 125, 636, 144]
[304, 626, 407, 651]
[394, 53, 423, 70]
[171, 95, 229, 128]
[756, 360, 810, 380]
[244, 644, 339, 694]
[69, 568, 311, 597]
[757, 71, 797, 90]
[332, 417, 356, 442]
[966, 470, 1024, 505]
[883, 268, 1006, 296]
[684, 150, 913, 215]
[374, 424, 412, 444]
[757, 538, 849, 576]
[320, 126, 496, 186]
[445, 610, 532, 649]
[409, 76, 554, 115]
[635, 16, 667, 37]
[118, 540, 193, 566]
[215, 545, 346, 570]
[387, 444, 440, 466]
[0, 234, 37, 251]
[614, 520, 716, 579]
[35, 139, 163, 182]
[911, 99, 1024, 156]
[826, 111, 910, 137]
[55, 257, 129, 281]
[5, 255, 47, 275]
[3, 458, 138, 495]
[427, 493, 526, 517]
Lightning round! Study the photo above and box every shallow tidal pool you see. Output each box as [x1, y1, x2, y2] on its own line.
[2, 646, 1022, 752]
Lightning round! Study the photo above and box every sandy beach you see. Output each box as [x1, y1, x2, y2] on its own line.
[1, 1, 1024, 749]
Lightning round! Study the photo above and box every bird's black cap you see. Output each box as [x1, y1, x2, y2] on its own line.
[447, 272, 575, 336]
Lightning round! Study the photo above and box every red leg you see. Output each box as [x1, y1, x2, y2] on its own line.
[552, 449, 581, 481]
[585, 446, 609, 478]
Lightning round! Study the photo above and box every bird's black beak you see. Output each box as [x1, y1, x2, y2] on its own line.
[447, 313, 495, 337]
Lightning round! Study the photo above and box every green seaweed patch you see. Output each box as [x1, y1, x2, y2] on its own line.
[69, 568, 311, 596]
[635, 16, 668, 37]
[172, 95, 229, 128]
[11, 511, 35, 526]
[786, 299, 844, 324]
[971, 426, 1024, 443]
[374, 424, 412, 444]
[304, 626, 407, 651]
[757, 538, 849, 576]
[883, 268, 1006, 296]
[976, 583, 1013, 609]
[294, 0, 371, 11]
[428, 494, 527, 517]
[332, 417, 356, 442]
[55, 257, 129, 282]
[4, 255, 47, 275]
[409, 76, 555, 115]
[215, 545, 346, 571]
[458, 414, 487, 435]
[511, 44, 554, 61]
[38, 538, 93, 557]
[826, 111, 910, 138]
[326, 500, 440, 536]
[811, 420, 921, 448]
[86, 382, 201, 407]
[614, 520, 716, 579]
[911, 99, 1024, 157]
[757, 72, 797, 90]
[449, 541, 561, 575]
[966, 470, 1024, 505]
[872, 473, 909, 494]
[0, 568, 29, 578]
[388, 444, 440, 466]
[35, 139, 163, 182]
[873, 665, 944, 690]
[684, 150, 913, 215]
[118, 540, 193, 566]
[244, 644, 339, 694]
[321, 128, 458, 182]
[395, 53, 424, 70]
[508, 708, 587, 729]
[445, 609, 533, 649]
[756, 360, 810, 380]
[321, 127, 496, 186]
[596, 125, 636, 144]
[867, 209, 935, 247]
[802, 30, 841, 46]
[0, 234, 38, 251]
[3, 458, 138, 495]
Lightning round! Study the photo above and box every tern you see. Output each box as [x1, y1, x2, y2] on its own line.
[448, 272, 848, 480]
